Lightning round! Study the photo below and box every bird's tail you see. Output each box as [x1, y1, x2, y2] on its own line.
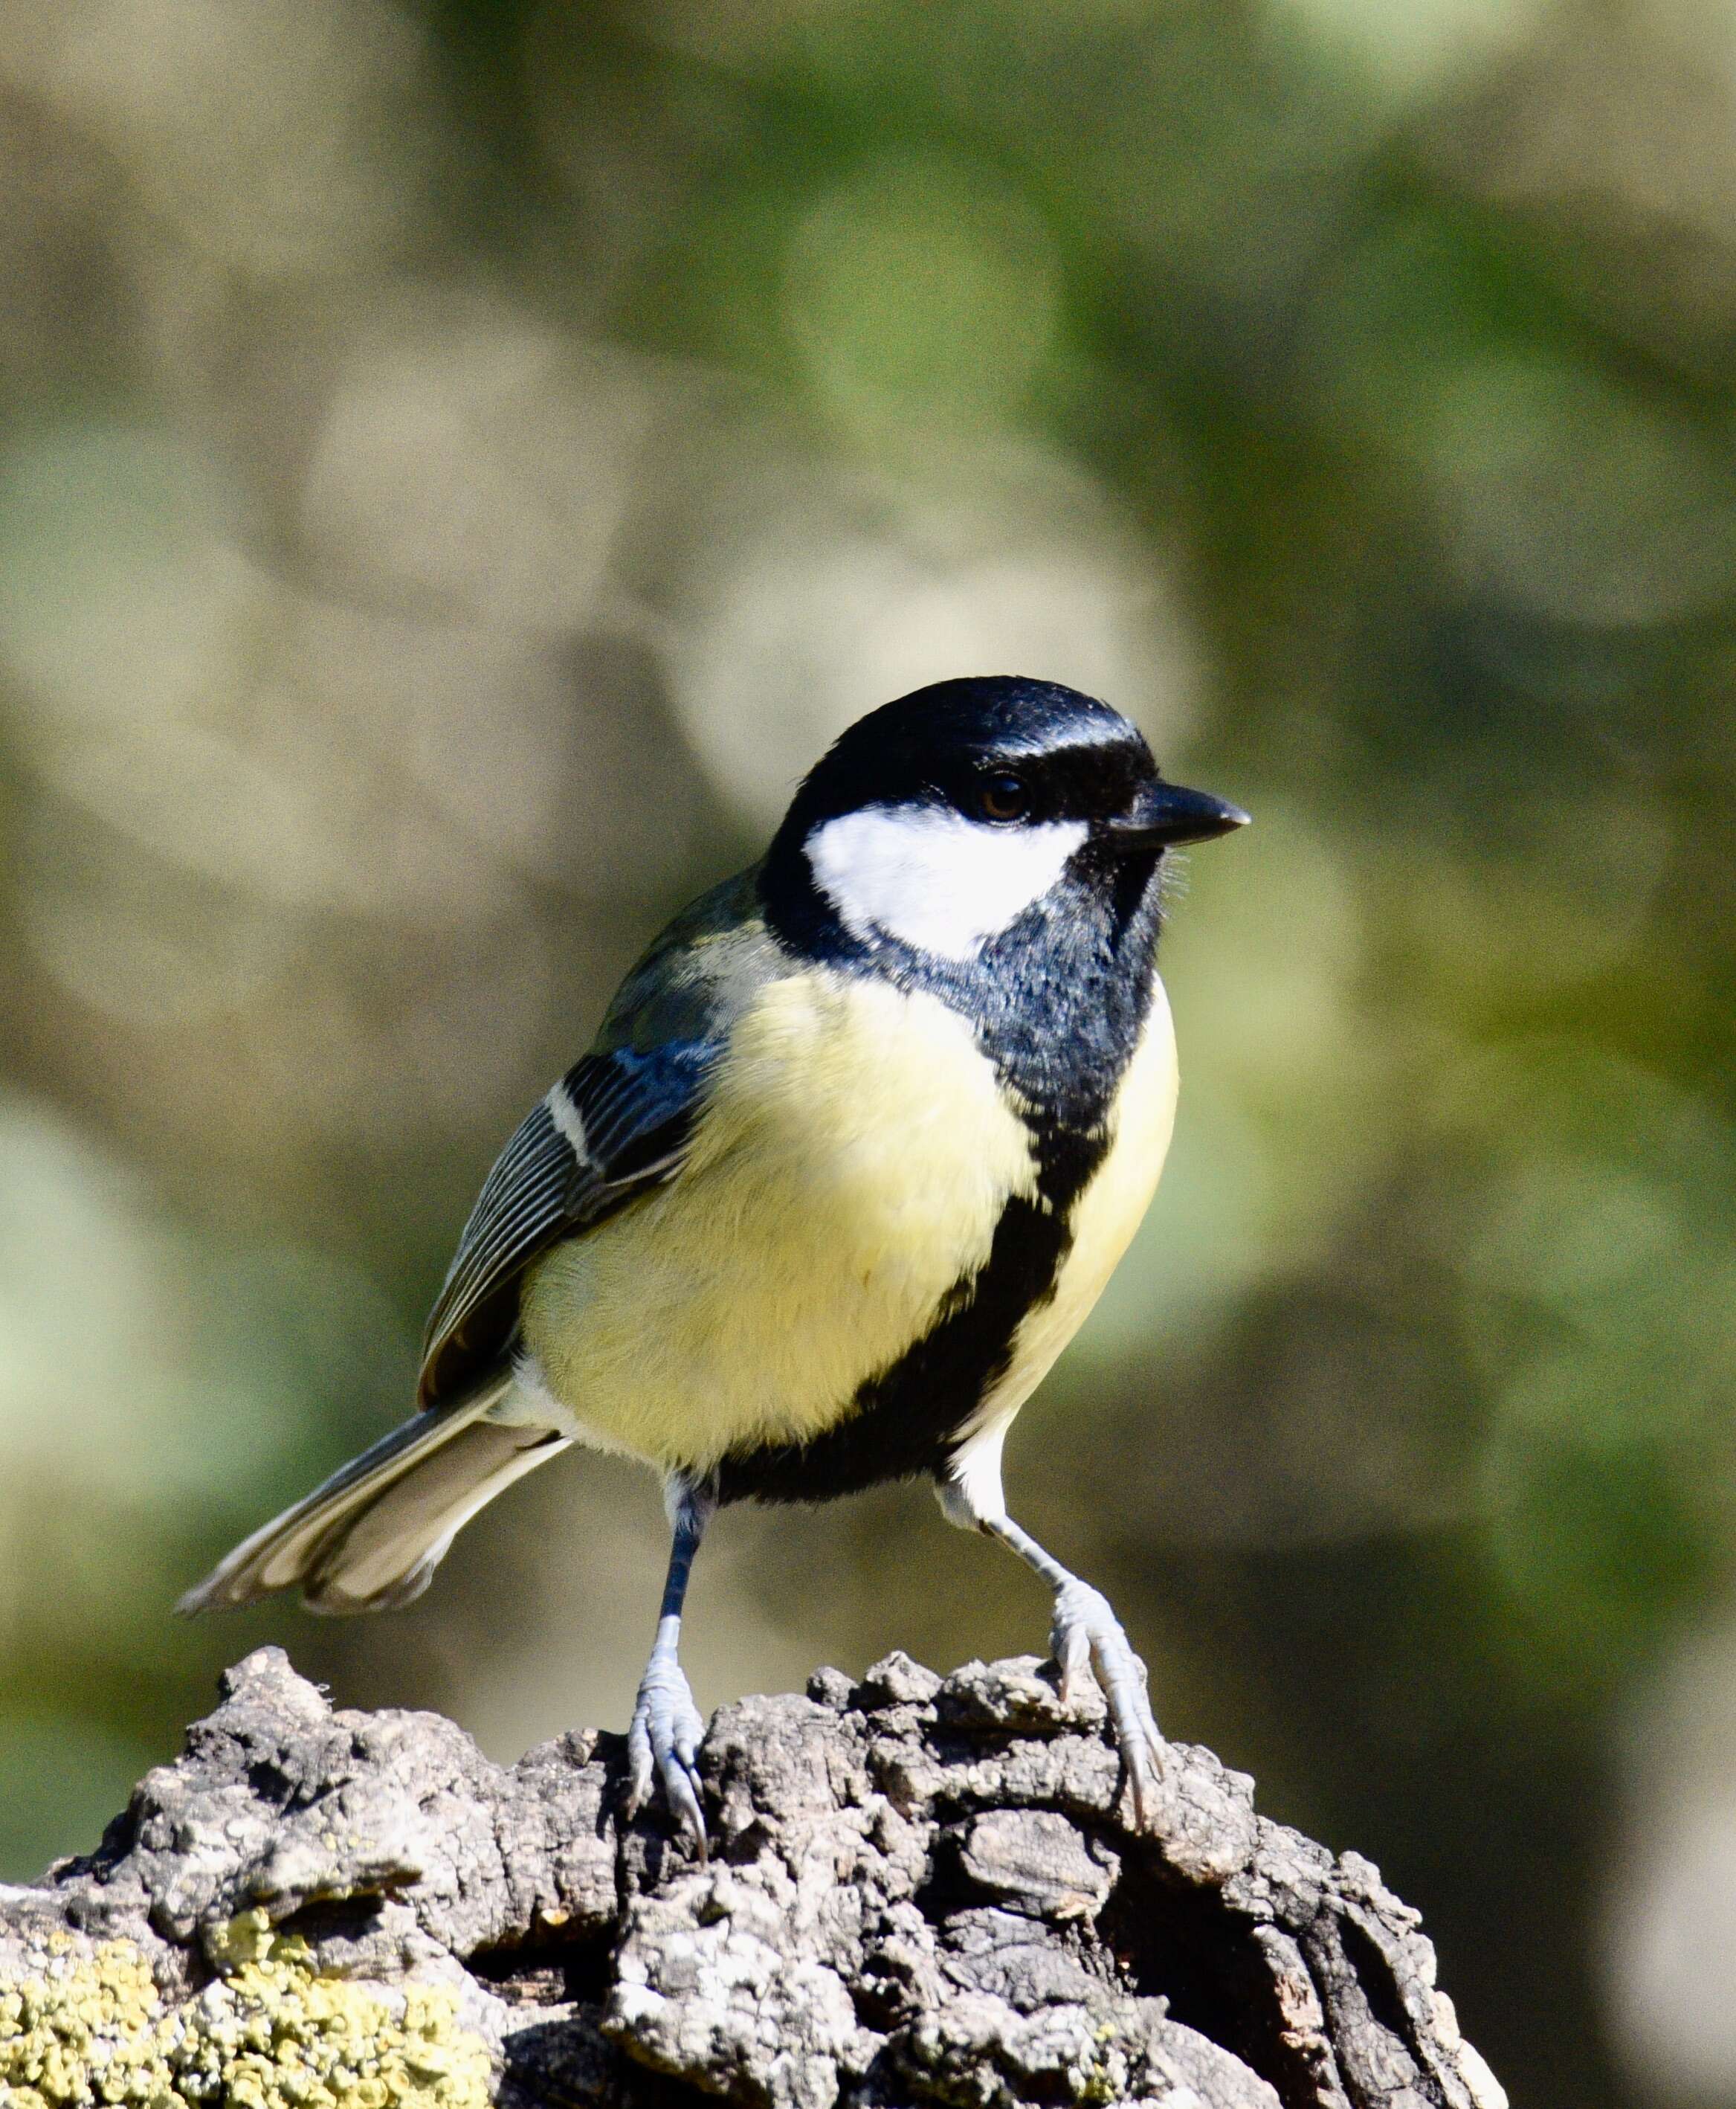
[176, 1381, 570, 1617]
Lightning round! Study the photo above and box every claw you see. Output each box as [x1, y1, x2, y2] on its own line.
[625, 1653, 709, 1859]
[1049, 1603, 1094, 1710]
[1050, 1577, 1167, 1831]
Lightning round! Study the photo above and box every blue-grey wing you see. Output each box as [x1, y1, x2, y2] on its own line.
[416, 865, 786, 1406]
[417, 1041, 716, 1406]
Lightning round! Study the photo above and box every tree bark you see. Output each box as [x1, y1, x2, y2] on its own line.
[0, 1646, 1506, 2109]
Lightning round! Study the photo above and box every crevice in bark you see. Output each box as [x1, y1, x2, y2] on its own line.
[1101, 1861, 1290, 2093]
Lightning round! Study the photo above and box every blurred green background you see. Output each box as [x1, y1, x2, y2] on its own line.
[1, 0, 1733, 2102]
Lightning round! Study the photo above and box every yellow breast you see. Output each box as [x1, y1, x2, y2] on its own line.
[519, 971, 1040, 1472]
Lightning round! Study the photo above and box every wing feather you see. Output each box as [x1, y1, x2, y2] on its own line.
[416, 862, 785, 1408]
[417, 1047, 711, 1406]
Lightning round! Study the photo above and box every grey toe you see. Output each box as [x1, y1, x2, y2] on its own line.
[1050, 1578, 1168, 1831]
[627, 1656, 709, 1857]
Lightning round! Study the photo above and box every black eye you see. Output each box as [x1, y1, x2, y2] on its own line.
[975, 771, 1030, 822]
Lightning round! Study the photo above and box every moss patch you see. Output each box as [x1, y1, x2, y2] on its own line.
[0, 1913, 494, 2108]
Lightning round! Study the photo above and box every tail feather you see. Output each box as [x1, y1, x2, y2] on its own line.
[178, 1382, 569, 1617]
[302, 1421, 568, 1613]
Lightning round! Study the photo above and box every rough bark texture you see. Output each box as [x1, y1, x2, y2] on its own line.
[0, 1647, 1507, 2109]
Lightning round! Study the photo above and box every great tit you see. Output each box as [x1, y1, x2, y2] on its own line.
[181, 674, 1248, 1852]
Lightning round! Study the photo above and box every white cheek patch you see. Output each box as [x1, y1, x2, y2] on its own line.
[807, 803, 1088, 961]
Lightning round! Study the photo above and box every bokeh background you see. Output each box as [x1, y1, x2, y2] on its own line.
[0, 0, 1733, 2101]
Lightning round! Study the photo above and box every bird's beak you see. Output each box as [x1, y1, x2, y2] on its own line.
[1103, 780, 1250, 851]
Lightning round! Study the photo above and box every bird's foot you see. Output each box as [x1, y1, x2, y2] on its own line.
[1050, 1577, 1168, 1831]
[624, 1652, 709, 1859]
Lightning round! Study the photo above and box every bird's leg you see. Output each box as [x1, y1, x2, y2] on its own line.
[938, 1456, 1167, 1829]
[624, 1472, 717, 1858]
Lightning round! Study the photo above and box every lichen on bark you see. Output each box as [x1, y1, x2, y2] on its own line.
[0, 1647, 1506, 2109]
[0, 1919, 491, 2109]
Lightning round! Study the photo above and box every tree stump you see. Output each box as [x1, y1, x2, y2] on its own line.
[0, 1647, 1506, 2109]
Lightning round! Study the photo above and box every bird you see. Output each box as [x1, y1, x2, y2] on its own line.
[180, 674, 1248, 1852]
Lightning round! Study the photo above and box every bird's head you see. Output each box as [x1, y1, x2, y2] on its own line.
[762, 675, 1247, 965]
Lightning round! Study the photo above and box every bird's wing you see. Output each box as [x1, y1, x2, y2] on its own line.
[416, 865, 784, 1407]
[416, 1041, 713, 1406]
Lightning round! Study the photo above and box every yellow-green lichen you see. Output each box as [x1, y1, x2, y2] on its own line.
[0, 1911, 493, 2108]
[1072, 2018, 1132, 2105]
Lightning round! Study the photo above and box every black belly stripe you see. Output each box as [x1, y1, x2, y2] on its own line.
[714, 1115, 1111, 1507]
